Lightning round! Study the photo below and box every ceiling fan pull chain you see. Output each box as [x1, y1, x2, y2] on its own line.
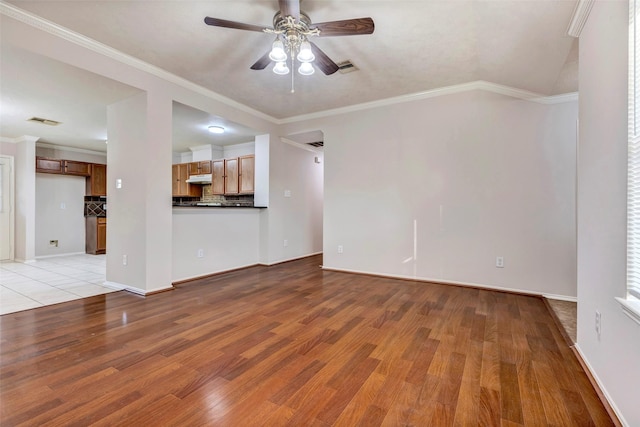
[291, 54, 295, 93]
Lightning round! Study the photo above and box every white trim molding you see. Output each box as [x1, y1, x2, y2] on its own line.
[567, 0, 596, 37]
[104, 280, 173, 296]
[615, 297, 640, 326]
[280, 82, 578, 124]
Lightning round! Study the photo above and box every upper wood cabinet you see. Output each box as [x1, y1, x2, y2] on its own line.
[188, 161, 212, 175]
[224, 158, 239, 195]
[211, 160, 225, 195]
[36, 157, 64, 174]
[64, 160, 91, 176]
[238, 155, 255, 194]
[172, 164, 201, 197]
[86, 163, 107, 196]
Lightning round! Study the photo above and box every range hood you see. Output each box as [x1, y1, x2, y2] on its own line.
[185, 174, 212, 184]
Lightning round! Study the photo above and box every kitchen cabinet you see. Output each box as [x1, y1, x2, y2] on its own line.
[211, 160, 225, 195]
[172, 164, 202, 197]
[86, 217, 106, 255]
[189, 161, 212, 175]
[238, 155, 255, 194]
[36, 157, 92, 176]
[64, 160, 91, 176]
[224, 158, 239, 195]
[36, 157, 64, 174]
[86, 163, 107, 196]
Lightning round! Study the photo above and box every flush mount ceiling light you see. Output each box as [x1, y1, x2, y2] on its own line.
[208, 126, 225, 134]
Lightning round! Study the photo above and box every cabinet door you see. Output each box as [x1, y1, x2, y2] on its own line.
[224, 158, 239, 194]
[172, 164, 181, 196]
[36, 157, 63, 174]
[188, 162, 199, 175]
[87, 164, 107, 196]
[97, 218, 107, 253]
[199, 161, 212, 174]
[238, 155, 255, 194]
[64, 160, 91, 176]
[212, 160, 225, 195]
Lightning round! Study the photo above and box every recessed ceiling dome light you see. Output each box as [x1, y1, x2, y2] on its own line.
[208, 126, 225, 134]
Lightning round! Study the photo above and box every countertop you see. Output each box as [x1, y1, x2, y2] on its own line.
[172, 202, 265, 208]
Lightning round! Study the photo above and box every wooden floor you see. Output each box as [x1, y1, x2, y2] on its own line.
[1, 255, 614, 426]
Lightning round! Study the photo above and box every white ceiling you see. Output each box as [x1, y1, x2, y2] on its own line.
[1, 0, 579, 152]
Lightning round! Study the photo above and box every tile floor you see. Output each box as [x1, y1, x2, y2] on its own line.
[0, 254, 118, 315]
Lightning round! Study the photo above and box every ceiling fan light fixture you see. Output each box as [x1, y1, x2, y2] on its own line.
[273, 61, 290, 75]
[296, 41, 315, 63]
[269, 39, 287, 62]
[298, 61, 315, 76]
[208, 125, 225, 134]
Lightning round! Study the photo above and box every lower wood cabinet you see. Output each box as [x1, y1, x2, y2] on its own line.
[86, 217, 106, 255]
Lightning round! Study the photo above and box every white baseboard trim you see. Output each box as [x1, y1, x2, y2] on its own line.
[103, 281, 173, 296]
[260, 251, 323, 267]
[172, 262, 261, 284]
[321, 265, 576, 300]
[13, 258, 36, 264]
[542, 293, 578, 302]
[35, 252, 87, 260]
[573, 344, 628, 426]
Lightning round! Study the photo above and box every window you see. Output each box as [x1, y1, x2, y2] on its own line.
[622, 0, 640, 324]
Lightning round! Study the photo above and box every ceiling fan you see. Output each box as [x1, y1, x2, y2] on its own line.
[204, 0, 374, 77]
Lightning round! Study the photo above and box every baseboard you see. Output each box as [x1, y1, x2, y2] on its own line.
[320, 266, 572, 299]
[104, 281, 173, 296]
[35, 251, 87, 259]
[572, 344, 626, 427]
[259, 252, 323, 267]
[172, 263, 260, 285]
[543, 293, 578, 302]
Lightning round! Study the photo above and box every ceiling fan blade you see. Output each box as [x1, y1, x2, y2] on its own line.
[310, 42, 339, 75]
[279, 0, 300, 21]
[204, 16, 266, 32]
[313, 17, 375, 37]
[250, 51, 272, 70]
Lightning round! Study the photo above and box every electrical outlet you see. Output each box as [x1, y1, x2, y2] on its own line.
[122, 255, 128, 266]
[59, 202, 66, 209]
[595, 311, 601, 338]
[284, 190, 291, 198]
[496, 256, 504, 268]
[197, 249, 204, 258]
[283, 239, 288, 247]
[49, 240, 58, 247]
[338, 245, 344, 254]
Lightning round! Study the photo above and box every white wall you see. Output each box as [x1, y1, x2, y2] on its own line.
[577, 2, 640, 425]
[35, 174, 86, 256]
[222, 142, 254, 159]
[172, 208, 260, 281]
[284, 90, 577, 298]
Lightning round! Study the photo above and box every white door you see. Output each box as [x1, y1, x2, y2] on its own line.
[0, 156, 14, 260]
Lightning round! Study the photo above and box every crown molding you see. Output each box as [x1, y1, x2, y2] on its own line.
[0, 1, 279, 125]
[567, 0, 595, 37]
[278, 81, 579, 124]
[1, 135, 40, 144]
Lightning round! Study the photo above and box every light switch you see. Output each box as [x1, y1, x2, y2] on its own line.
[116, 179, 122, 189]
[284, 190, 291, 197]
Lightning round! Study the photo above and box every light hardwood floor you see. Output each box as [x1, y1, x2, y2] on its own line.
[0, 255, 615, 426]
